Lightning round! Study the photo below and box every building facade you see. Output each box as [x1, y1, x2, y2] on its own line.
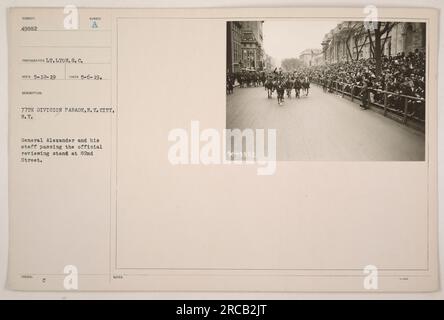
[240, 21, 265, 71]
[299, 48, 323, 66]
[312, 52, 325, 66]
[321, 22, 426, 64]
[226, 21, 243, 73]
[264, 53, 277, 70]
[227, 21, 265, 73]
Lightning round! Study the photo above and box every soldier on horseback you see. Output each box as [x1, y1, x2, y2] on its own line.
[286, 76, 294, 98]
[294, 77, 302, 98]
[302, 76, 310, 96]
[264, 73, 275, 98]
[276, 79, 285, 106]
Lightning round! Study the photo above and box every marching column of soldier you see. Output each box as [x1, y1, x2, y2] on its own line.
[226, 67, 311, 106]
[227, 50, 425, 121]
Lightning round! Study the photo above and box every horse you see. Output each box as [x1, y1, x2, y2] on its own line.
[237, 76, 244, 88]
[294, 79, 302, 98]
[276, 81, 285, 105]
[226, 74, 234, 94]
[286, 78, 294, 98]
[226, 80, 234, 94]
[265, 79, 275, 98]
[260, 73, 266, 86]
[302, 77, 310, 96]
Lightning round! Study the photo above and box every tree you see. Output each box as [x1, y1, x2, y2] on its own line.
[352, 27, 370, 61]
[281, 58, 304, 71]
[341, 22, 369, 61]
[367, 22, 398, 76]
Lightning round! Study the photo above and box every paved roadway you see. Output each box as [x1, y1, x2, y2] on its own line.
[226, 85, 425, 161]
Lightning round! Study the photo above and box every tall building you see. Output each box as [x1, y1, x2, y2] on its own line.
[226, 21, 242, 73]
[240, 21, 265, 71]
[321, 22, 426, 64]
[299, 48, 323, 66]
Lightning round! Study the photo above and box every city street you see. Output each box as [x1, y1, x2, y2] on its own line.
[226, 84, 425, 161]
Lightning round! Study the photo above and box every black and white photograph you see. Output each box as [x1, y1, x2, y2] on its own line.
[226, 20, 427, 161]
[2, 2, 442, 300]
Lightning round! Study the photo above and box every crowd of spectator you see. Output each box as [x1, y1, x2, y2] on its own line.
[308, 49, 426, 120]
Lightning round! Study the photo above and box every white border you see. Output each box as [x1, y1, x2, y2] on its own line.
[0, 0, 442, 299]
